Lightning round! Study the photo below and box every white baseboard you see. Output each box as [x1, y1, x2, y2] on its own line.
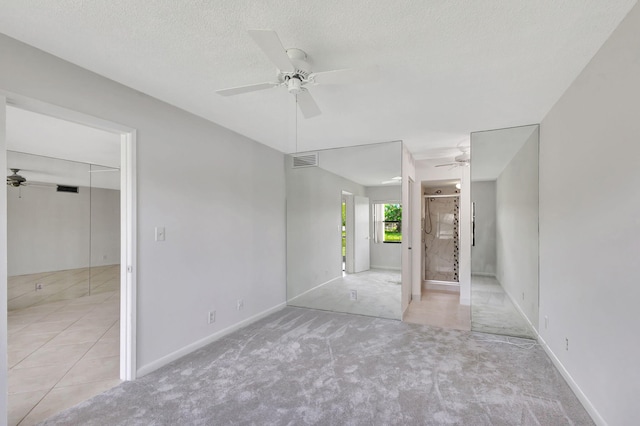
[370, 265, 402, 271]
[137, 302, 286, 377]
[470, 272, 496, 277]
[537, 335, 606, 426]
[402, 302, 410, 320]
[499, 290, 603, 425]
[424, 281, 460, 293]
[287, 276, 341, 302]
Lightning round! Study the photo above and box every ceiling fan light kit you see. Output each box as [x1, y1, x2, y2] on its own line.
[217, 29, 379, 119]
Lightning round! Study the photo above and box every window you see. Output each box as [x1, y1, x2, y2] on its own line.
[373, 203, 402, 243]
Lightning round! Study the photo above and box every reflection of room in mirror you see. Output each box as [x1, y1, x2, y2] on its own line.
[6, 144, 122, 423]
[285, 141, 403, 321]
[470, 124, 539, 339]
[423, 185, 460, 283]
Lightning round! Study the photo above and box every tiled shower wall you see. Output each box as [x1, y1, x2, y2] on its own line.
[424, 192, 459, 282]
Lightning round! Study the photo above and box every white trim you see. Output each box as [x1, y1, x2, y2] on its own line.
[424, 281, 460, 293]
[287, 276, 341, 303]
[470, 272, 496, 277]
[1, 90, 133, 134]
[537, 335, 606, 426]
[120, 131, 137, 380]
[137, 303, 286, 377]
[370, 265, 402, 271]
[0, 96, 8, 425]
[401, 303, 410, 320]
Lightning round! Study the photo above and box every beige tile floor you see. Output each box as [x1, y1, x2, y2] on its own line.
[404, 288, 471, 331]
[7, 266, 121, 426]
[8, 265, 120, 311]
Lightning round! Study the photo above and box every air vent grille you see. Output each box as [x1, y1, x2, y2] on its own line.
[57, 185, 79, 193]
[292, 153, 318, 168]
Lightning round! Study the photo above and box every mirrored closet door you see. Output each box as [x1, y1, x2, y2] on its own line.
[469, 125, 539, 338]
[286, 141, 403, 320]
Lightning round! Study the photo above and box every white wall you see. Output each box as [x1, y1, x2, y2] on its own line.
[286, 159, 365, 299]
[90, 187, 121, 267]
[539, 3, 640, 425]
[0, 34, 287, 382]
[495, 129, 539, 330]
[412, 161, 471, 305]
[366, 185, 402, 270]
[7, 185, 120, 276]
[471, 181, 497, 276]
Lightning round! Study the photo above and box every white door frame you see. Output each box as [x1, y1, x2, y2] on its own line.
[2, 91, 137, 380]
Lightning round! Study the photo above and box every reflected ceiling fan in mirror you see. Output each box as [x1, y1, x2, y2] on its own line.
[7, 169, 27, 187]
[435, 146, 470, 168]
[216, 30, 380, 118]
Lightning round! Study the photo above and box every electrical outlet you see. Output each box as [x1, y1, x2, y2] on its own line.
[35, 283, 43, 291]
[565, 338, 569, 351]
[236, 299, 244, 311]
[544, 316, 549, 329]
[522, 292, 525, 300]
[208, 310, 216, 324]
[350, 289, 357, 301]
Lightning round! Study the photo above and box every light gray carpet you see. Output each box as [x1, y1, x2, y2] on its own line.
[471, 275, 537, 339]
[42, 307, 592, 425]
[288, 269, 402, 320]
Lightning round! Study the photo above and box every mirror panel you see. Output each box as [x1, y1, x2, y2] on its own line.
[286, 141, 403, 320]
[89, 164, 121, 299]
[7, 151, 91, 310]
[470, 125, 539, 338]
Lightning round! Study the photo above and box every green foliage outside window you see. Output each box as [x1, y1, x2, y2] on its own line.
[384, 204, 402, 242]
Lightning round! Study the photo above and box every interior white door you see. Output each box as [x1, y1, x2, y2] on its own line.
[353, 195, 370, 273]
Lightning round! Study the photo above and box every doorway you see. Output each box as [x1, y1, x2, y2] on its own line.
[2, 96, 136, 425]
[404, 179, 470, 330]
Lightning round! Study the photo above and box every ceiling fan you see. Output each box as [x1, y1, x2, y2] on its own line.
[216, 30, 379, 118]
[435, 146, 470, 168]
[7, 169, 27, 187]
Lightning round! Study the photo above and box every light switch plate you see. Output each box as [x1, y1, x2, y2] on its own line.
[155, 227, 165, 241]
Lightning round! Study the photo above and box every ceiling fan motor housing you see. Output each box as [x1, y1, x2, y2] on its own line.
[282, 48, 312, 93]
[7, 169, 26, 186]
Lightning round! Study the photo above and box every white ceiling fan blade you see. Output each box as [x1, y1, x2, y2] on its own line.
[216, 82, 280, 97]
[247, 30, 295, 73]
[435, 163, 458, 168]
[296, 90, 321, 119]
[311, 65, 379, 85]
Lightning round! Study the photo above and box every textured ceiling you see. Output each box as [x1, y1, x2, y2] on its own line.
[0, 1, 636, 158]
